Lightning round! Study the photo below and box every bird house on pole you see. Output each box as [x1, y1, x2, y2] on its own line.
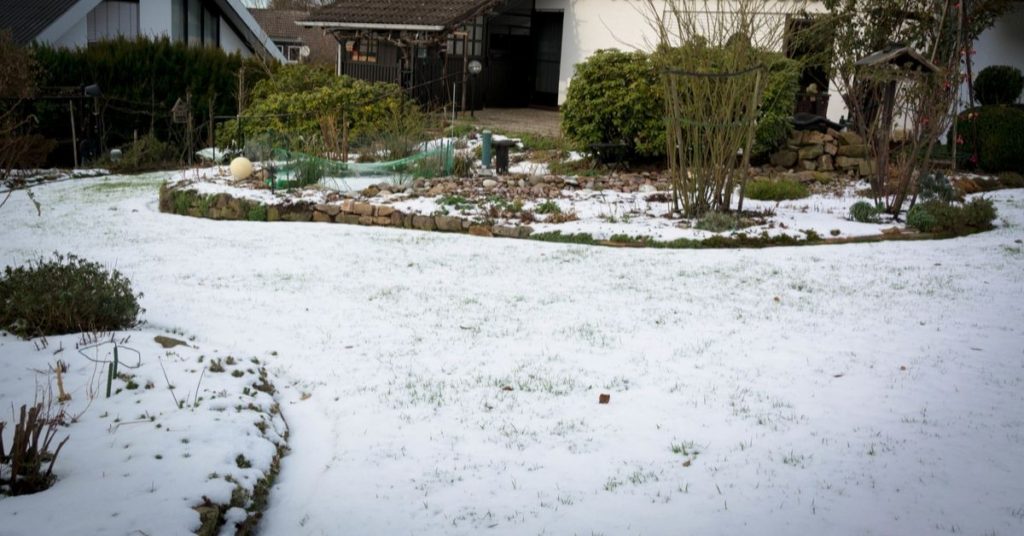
[171, 98, 189, 124]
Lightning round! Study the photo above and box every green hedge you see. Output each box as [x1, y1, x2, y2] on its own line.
[31, 37, 268, 165]
[216, 64, 412, 154]
[561, 47, 801, 161]
[955, 105, 1024, 174]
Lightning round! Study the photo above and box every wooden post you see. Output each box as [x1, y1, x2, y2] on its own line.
[461, 33, 469, 115]
[876, 80, 897, 209]
[69, 100, 78, 168]
[186, 92, 193, 167]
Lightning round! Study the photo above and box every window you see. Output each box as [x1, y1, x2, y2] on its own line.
[447, 17, 484, 57]
[87, 1, 139, 43]
[346, 38, 378, 63]
[278, 43, 304, 63]
[172, 0, 220, 47]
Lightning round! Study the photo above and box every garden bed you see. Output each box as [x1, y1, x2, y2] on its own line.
[159, 164, 934, 247]
[0, 330, 287, 536]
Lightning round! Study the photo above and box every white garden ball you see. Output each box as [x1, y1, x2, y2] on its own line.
[230, 157, 253, 180]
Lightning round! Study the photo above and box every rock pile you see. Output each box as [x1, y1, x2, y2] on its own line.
[770, 130, 876, 177]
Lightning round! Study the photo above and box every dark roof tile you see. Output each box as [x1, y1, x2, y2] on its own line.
[0, 0, 82, 45]
[302, 0, 502, 30]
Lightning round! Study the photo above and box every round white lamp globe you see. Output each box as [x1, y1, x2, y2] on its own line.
[229, 157, 253, 180]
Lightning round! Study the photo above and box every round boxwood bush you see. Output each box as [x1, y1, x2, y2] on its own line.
[0, 253, 143, 338]
[562, 49, 665, 159]
[955, 105, 1024, 174]
[744, 178, 809, 201]
[974, 65, 1023, 106]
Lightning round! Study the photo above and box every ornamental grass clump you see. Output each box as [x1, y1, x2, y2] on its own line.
[0, 253, 143, 338]
[1, 402, 70, 496]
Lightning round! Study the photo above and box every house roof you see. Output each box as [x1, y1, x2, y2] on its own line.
[300, 0, 504, 31]
[0, 0, 82, 45]
[248, 8, 336, 65]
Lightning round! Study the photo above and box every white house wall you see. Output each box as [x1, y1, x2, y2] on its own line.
[139, 0, 173, 39]
[544, 1, 842, 115]
[968, 2, 1024, 105]
[220, 18, 252, 57]
[53, 18, 88, 48]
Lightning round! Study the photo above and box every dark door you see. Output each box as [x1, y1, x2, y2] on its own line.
[532, 11, 563, 107]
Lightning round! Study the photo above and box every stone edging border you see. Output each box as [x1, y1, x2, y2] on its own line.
[160, 183, 972, 249]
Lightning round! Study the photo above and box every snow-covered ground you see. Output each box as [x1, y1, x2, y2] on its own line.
[0, 327, 286, 536]
[2, 173, 1023, 535]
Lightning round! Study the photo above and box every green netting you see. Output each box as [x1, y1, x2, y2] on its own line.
[266, 142, 455, 189]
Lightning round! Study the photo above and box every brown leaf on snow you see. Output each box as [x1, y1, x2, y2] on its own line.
[599, 393, 611, 404]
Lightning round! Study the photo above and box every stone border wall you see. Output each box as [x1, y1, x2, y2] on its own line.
[770, 129, 876, 176]
[159, 183, 534, 239]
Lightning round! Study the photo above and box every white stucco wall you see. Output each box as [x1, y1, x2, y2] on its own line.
[139, 0, 173, 39]
[546, 1, 841, 115]
[220, 18, 252, 57]
[53, 18, 88, 48]
[967, 3, 1024, 105]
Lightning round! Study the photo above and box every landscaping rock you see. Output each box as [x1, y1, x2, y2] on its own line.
[468, 225, 493, 237]
[351, 202, 373, 216]
[798, 144, 824, 161]
[817, 155, 835, 172]
[412, 215, 436, 231]
[837, 144, 869, 158]
[492, 225, 519, 238]
[375, 205, 395, 218]
[435, 215, 464, 232]
[315, 204, 341, 217]
[770, 150, 799, 168]
[835, 156, 863, 170]
[837, 131, 864, 146]
[482, 179, 498, 189]
[804, 131, 828, 145]
[312, 211, 332, 223]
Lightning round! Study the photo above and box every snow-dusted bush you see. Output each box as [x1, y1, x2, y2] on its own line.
[849, 200, 880, 223]
[907, 198, 997, 235]
[0, 253, 143, 338]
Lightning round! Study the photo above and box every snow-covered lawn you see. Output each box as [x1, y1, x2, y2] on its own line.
[2, 174, 1023, 535]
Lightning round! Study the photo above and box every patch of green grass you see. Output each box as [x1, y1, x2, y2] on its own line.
[534, 200, 561, 214]
[695, 212, 752, 233]
[745, 178, 809, 201]
[670, 441, 701, 457]
[510, 131, 563, 152]
[86, 180, 153, 193]
[246, 204, 267, 222]
[531, 230, 818, 249]
[438, 194, 475, 210]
